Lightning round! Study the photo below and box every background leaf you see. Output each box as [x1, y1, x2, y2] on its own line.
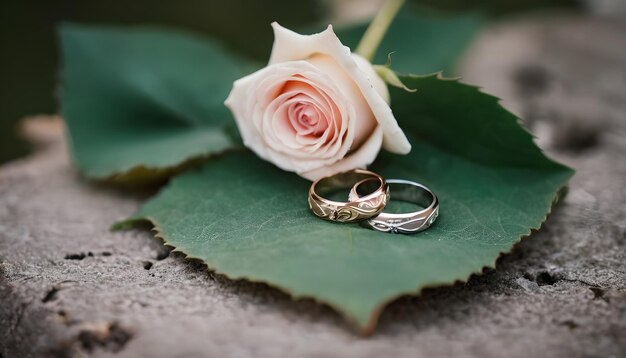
[60, 11, 482, 181]
[59, 24, 253, 180]
[336, 9, 483, 74]
[119, 75, 573, 334]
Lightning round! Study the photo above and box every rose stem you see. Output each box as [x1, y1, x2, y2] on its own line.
[355, 0, 406, 62]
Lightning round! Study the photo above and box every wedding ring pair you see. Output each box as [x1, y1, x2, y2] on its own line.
[308, 169, 439, 234]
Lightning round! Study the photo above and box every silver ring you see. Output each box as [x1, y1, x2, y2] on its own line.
[349, 179, 439, 234]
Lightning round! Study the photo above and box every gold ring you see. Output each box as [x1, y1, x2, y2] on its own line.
[308, 169, 389, 223]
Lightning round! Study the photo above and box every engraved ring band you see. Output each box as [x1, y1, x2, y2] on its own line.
[349, 178, 439, 234]
[308, 169, 390, 223]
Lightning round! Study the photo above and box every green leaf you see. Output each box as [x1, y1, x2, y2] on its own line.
[336, 9, 483, 74]
[59, 24, 252, 180]
[119, 74, 573, 334]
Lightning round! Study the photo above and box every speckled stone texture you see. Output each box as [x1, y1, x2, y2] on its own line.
[1, 14, 625, 358]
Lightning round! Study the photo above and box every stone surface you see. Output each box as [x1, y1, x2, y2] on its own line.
[1, 14, 626, 358]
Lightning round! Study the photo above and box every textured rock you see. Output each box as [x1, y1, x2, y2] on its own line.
[1, 15, 625, 358]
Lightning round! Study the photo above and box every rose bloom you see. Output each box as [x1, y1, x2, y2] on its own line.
[225, 22, 411, 180]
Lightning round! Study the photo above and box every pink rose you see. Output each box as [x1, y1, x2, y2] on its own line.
[225, 22, 411, 180]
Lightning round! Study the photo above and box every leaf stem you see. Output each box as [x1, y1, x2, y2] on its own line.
[355, 0, 406, 62]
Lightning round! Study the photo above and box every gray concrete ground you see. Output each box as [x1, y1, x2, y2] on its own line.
[1, 14, 625, 358]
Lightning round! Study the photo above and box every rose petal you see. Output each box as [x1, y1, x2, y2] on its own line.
[226, 61, 357, 173]
[306, 54, 376, 150]
[300, 126, 384, 180]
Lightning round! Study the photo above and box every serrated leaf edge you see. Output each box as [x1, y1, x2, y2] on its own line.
[113, 173, 572, 335]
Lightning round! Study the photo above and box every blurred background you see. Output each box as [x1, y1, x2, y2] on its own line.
[1, 0, 624, 165]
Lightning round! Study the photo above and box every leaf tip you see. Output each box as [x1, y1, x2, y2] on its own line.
[111, 217, 145, 231]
